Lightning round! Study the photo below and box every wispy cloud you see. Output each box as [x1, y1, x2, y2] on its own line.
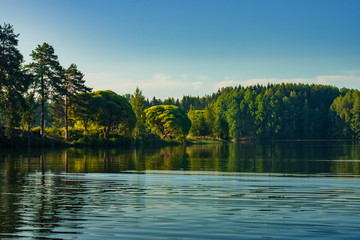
[216, 80, 236, 89]
[192, 81, 203, 90]
[86, 71, 360, 99]
[315, 75, 360, 88]
[215, 73, 360, 90]
[86, 72, 210, 99]
[141, 73, 185, 90]
[239, 77, 312, 87]
[344, 69, 360, 75]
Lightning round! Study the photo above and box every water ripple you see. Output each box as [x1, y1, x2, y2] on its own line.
[1, 172, 360, 239]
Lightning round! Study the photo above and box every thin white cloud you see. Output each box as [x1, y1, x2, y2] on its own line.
[315, 75, 360, 87]
[141, 73, 186, 90]
[86, 72, 136, 91]
[344, 69, 360, 75]
[182, 74, 189, 80]
[239, 77, 312, 87]
[216, 80, 236, 90]
[86, 72, 209, 99]
[215, 74, 360, 90]
[197, 75, 209, 81]
[87, 71, 360, 99]
[192, 81, 203, 90]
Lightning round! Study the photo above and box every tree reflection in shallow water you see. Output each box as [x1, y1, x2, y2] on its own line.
[1, 141, 360, 175]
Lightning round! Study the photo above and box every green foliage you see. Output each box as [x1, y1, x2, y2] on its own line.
[90, 90, 136, 139]
[62, 64, 91, 140]
[330, 90, 360, 139]
[211, 83, 340, 140]
[49, 97, 65, 128]
[21, 92, 39, 132]
[188, 110, 211, 137]
[131, 87, 146, 138]
[45, 127, 63, 139]
[70, 92, 94, 131]
[0, 23, 30, 130]
[26, 42, 64, 138]
[64, 64, 91, 97]
[145, 105, 191, 142]
[27, 43, 64, 100]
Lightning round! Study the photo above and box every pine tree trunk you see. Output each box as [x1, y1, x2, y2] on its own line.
[65, 95, 68, 140]
[41, 96, 45, 139]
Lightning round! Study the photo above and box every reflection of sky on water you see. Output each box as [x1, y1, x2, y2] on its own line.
[1, 171, 360, 239]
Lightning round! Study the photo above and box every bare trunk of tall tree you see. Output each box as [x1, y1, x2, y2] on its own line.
[65, 95, 68, 140]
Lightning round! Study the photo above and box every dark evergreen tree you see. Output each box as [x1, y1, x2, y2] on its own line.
[131, 87, 146, 138]
[26, 43, 64, 139]
[0, 23, 30, 135]
[63, 64, 91, 140]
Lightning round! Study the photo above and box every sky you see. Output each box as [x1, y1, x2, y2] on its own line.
[1, 0, 360, 99]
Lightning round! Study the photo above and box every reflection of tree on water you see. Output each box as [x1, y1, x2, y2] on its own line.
[145, 146, 188, 171]
[0, 151, 26, 235]
[2, 142, 360, 175]
[64, 149, 68, 173]
[40, 150, 45, 174]
[330, 143, 360, 175]
[0, 149, 95, 238]
[186, 144, 229, 172]
[28, 151, 88, 238]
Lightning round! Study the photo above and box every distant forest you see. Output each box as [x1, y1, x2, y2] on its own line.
[144, 84, 360, 140]
[1, 23, 360, 146]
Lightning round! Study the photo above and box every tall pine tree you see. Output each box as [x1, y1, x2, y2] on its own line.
[63, 64, 91, 140]
[131, 87, 146, 139]
[0, 23, 29, 135]
[26, 43, 63, 139]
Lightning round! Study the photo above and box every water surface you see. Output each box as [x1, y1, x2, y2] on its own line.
[1, 142, 360, 239]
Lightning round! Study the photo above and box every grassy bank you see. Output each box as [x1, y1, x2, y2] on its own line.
[187, 137, 229, 145]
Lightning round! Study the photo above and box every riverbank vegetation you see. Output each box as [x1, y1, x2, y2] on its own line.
[1, 23, 360, 148]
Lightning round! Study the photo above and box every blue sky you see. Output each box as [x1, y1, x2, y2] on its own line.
[1, 0, 359, 99]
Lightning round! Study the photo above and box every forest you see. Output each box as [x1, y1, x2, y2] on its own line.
[1, 23, 360, 147]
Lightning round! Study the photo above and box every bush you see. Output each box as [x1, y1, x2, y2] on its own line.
[45, 127, 63, 139]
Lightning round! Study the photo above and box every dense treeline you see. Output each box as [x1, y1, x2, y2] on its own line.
[1, 23, 360, 148]
[213, 84, 341, 140]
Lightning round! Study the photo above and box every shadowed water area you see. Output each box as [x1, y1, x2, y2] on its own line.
[1, 142, 360, 239]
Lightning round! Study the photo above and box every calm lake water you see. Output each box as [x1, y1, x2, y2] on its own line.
[1, 142, 360, 239]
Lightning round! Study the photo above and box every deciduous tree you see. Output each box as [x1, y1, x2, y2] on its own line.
[188, 110, 210, 137]
[91, 90, 136, 139]
[145, 105, 191, 141]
